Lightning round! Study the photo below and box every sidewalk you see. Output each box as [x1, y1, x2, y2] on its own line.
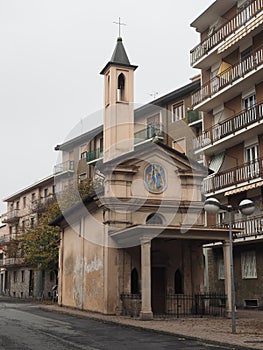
[40, 303, 263, 350]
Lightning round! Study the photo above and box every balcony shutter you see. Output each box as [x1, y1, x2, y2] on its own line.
[209, 152, 225, 174]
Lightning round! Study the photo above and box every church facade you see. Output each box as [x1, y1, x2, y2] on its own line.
[52, 37, 232, 319]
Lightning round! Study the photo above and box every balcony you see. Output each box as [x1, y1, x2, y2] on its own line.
[86, 148, 103, 163]
[190, 0, 263, 67]
[31, 194, 56, 212]
[54, 160, 74, 175]
[194, 102, 263, 152]
[232, 214, 263, 240]
[192, 45, 263, 110]
[4, 257, 24, 266]
[203, 157, 263, 194]
[2, 209, 20, 224]
[187, 110, 202, 126]
[134, 125, 164, 145]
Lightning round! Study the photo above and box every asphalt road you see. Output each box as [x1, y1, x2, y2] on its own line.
[0, 299, 239, 350]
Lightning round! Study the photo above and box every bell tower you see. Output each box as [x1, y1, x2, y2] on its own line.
[100, 37, 138, 163]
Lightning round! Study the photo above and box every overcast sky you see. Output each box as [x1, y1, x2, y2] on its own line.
[0, 0, 214, 212]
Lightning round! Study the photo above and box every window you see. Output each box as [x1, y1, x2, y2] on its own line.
[241, 251, 257, 279]
[31, 193, 36, 202]
[174, 269, 183, 294]
[21, 270, 25, 282]
[245, 144, 259, 162]
[30, 217, 35, 229]
[44, 188, 48, 198]
[218, 258, 225, 280]
[146, 213, 163, 225]
[172, 102, 184, 122]
[80, 151, 87, 159]
[23, 196, 26, 208]
[99, 138, 103, 153]
[21, 221, 25, 233]
[242, 94, 256, 110]
[131, 268, 139, 294]
[16, 200, 19, 209]
[147, 114, 161, 138]
[14, 271, 17, 283]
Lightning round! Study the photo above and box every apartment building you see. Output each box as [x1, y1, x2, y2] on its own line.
[190, 0, 263, 308]
[0, 221, 7, 295]
[1, 175, 56, 298]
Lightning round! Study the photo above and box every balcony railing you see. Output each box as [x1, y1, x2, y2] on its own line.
[233, 214, 263, 239]
[0, 233, 24, 245]
[86, 148, 103, 163]
[1, 209, 20, 223]
[187, 110, 202, 124]
[31, 194, 56, 212]
[190, 0, 263, 66]
[192, 45, 263, 108]
[54, 160, 74, 175]
[4, 257, 24, 266]
[194, 102, 263, 150]
[203, 157, 263, 194]
[134, 125, 163, 145]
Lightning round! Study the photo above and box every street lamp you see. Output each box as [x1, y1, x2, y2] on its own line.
[204, 198, 255, 333]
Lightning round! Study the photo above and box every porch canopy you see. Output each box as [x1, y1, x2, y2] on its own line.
[109, 224, 235, 247]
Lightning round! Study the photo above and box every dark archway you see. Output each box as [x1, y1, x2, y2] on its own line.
[117, 73, 125, 101]
[131, 268, 139, 294]
[174, 269, 183, 294]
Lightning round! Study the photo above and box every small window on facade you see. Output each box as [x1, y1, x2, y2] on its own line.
[172, 102, 184, 123]
[31, 193, 36, 203]
[131, 268, 139, 294]
[146, 213, 163, 225]
[23, 196, 26, 208]
[245, 144, 259, 163]
[218, 258, 225, 280]
[30, 217, 35, 229]
[99, 138, 103, 153]
[241, 251, 257, 279]
[242, 94, 256, 110]
[16, 200, 19, 209]
[44, 188, 48, 198]
[174, 269, 183, 294]
[21, 221, 25, 232]
[21, 270, 25, 282]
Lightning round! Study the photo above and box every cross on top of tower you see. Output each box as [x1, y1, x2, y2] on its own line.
[113, 17, 126, 37]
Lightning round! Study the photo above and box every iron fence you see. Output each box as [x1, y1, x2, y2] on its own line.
[120, 292, 226, 318]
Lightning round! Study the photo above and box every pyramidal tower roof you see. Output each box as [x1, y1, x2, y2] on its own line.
[100, 37, 138, 75]
[111, 37, 130, 65]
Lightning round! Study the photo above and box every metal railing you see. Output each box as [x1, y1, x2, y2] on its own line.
[194, 102, 263, 150]
[190, 0, 263, 66]
[31, 194, 56, 211]
[232, 214, 263, 239]
[1, 209, 20, 223]
[191, 45, 263, 108]
[203, 157, 263, 194]
[53, 160, 74, 175]
[120, 293, 226, 318]
[134, 125, 163, 145]
[86, 148, 103, 162]
[4, 258, 24, 266]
